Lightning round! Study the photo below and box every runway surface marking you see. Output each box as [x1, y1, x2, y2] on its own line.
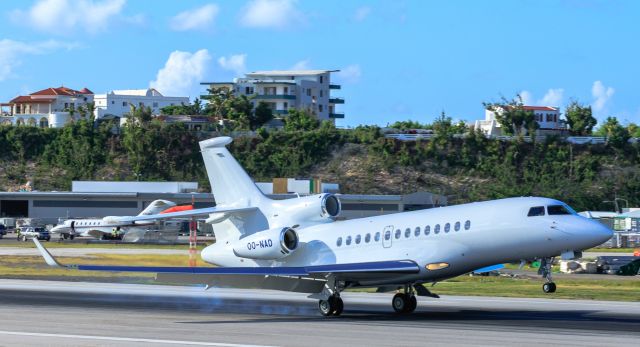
[0, 330, 276, 347]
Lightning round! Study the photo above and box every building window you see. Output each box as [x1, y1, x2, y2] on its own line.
[365, 233, 371, 243]
[245, 87, 254, 94]
[455, 221, 461, 231]
[111, 101, 115, 105]
[320, 76, 324, 84]
[319, 104, 323, 112]
[424, 225, 430, 235]
[355, 234, 361, 244]
[122, 102, 127, 107]
[320, 90, 324, 97]
[284, 102, 288, 110]
[307, 89, 311, 96]
[153, 102, 158, 108]
[395, 229, 401, 239]
[465, 220, 471, 230]
[434, 224, 441, 234]
[284, 87, 288, 94]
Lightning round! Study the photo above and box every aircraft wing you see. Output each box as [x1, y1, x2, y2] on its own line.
[113, 206, 257, 223]
[33, 238, 420, 278]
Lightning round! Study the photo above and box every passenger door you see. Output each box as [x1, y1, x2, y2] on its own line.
[382, 225, 393, 248]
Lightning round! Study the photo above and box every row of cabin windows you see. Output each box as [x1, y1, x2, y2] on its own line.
[336, 220, 471, 247]
[75, 221, 100, 226]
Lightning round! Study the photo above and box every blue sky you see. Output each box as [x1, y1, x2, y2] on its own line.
[0, 0, 638, 127]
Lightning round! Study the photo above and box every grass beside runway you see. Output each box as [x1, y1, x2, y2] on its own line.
[1, 253, 638, 302]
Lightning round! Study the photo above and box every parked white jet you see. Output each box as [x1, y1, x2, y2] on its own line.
[35, 136, 613, 316]
[50, 200, 177, 241]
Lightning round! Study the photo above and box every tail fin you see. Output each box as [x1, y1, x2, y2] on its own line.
[139, 200, 177, 216]
[199, 137, 266, 207]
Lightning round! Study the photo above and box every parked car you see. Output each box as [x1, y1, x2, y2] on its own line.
[0, 224, 6, 239]
[16, 226, 50, 242]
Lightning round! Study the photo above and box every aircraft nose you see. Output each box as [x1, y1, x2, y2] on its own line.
[582, 218, 614, 248]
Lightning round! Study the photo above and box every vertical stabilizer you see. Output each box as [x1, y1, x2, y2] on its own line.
[199, 137, 266, 207]
[138, 200, 176, 216]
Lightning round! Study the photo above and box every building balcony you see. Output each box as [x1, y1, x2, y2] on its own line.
[329, 84, 341, 90]
[329, 97, 345, 104]
[255, 94, 296, 100]
[329, 113, 345, 119]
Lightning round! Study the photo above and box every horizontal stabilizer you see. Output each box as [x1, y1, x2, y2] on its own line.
[472, 264, 504, 274]
[113, 206, 257, 223]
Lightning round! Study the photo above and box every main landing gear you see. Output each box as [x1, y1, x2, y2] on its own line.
[318, 294, 344, 317]
[539, 257, 557, 293]
[392, 284, 417, 314]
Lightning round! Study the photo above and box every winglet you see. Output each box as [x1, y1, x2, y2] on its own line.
[472, 264, 504, 274]
[33, 238, 64, 268]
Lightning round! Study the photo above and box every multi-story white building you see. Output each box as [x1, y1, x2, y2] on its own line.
[0, 86, 94, 128]
[474, 105, 567, 136]
[201, 70, 345, 122]
[93, 88, 189, 119]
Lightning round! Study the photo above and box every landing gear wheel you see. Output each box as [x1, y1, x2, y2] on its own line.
[406, 295, 417, 313]
[392, 293, 408, 313]
[542, 282, 556, 293]
[332, 296, 344, 316]
[319, 299, 333, 316]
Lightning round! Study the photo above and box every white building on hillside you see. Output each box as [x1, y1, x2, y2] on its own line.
[474, 105, 567, 136]
[93, 88, 189, 119]
[201, 70, 345, 122]
[0, 86, 94, 128]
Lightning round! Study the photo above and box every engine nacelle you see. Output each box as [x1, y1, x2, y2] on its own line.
[232, 227, 299, 260]
[272, 193, 341, 226]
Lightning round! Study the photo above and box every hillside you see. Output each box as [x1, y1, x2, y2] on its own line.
[1, 121, 640, 211]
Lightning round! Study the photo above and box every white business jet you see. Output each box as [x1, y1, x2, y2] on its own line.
[50, 200, 177, 241]
[34, 136, 613, 316]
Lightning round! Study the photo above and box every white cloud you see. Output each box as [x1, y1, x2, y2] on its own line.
[336, 64, 362, 84]
[354, 6, 371, 22]
[12, 0, 126, 34]
[518, 88, 563, 106]
[0, 39, 77, 81]
[218, 54, 247, 75]
[170, 4, 219, 31]
[591, 80, 614, 115]
[539, 88, 564, 107]
[519, 90, 533, 105]
[239, 0, 304, 29]
[150, 49, 211, 97]
[290, 59, 311, 70]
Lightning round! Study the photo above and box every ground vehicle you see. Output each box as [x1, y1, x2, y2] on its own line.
[0, 224, 6, 239]
[17, 226, 50, 242]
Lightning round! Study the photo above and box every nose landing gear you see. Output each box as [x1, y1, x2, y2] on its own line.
[539, 257, 557, 293]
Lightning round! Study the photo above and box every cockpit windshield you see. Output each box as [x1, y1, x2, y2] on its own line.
[527, 206, 545, 217]
[547, 204, 575, 215]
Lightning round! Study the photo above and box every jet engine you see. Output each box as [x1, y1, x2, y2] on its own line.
[232, 227, 299, 260]
[272, 193, 341, 226]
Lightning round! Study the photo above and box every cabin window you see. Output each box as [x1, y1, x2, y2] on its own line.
[424, 225, 430, 235]
[434, 224, 441, 234]
[346, 235, 352, 245]
[528, 206, 545, 217]
[375, 232, 381, 242]
[444, 223, 451, 233]
[336, 237, 342, 247]
[547, 205, 572, 215]
[395, 229, 401, 239]
[464, 220, 471, 230]
[365, 233, 371, 243]
[355, 234, 361, 244]
[405, 228, 411, 238]
[454, 221, 461, 231]
[385, 230, 391, 241]
[414, 227, 421, 237]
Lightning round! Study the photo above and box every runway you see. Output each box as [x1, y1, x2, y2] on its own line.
[0, 279, 639, 346]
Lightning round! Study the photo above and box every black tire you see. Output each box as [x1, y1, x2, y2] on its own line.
[332, 297, 344, 316]
[406, 295, 417, 313]
[70, 235, 75, 240]
[318, 299, 333, 316]
[45, 237, 51, 242]
[543, 282, 556, 293]
[392, 293, 407, 313]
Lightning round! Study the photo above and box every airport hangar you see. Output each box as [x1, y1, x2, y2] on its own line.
[0, 181, 447, 226]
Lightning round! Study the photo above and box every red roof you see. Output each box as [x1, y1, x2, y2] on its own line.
[30, 86, 92, 96]
[523, 106, 557, 111]
[9, 95, 54, 104]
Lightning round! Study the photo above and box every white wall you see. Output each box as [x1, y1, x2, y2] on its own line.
[94, 93, 189, 118]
